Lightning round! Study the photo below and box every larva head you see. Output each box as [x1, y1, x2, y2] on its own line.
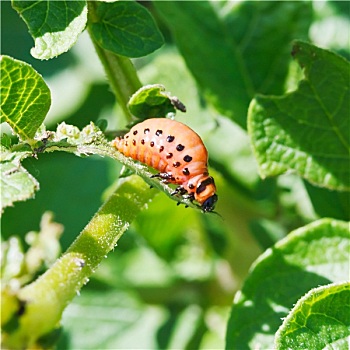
[194, 176, 218, 212]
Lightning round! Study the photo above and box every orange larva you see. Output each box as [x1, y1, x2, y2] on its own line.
[112, 118, 218, 212]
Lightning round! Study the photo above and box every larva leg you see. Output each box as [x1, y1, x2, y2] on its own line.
[172, 187, 194, 209]
[171, 186, 187, 196]
[151, 172, 175, 183]
[177, 202, 189, 208]
[185, 193, 195, 202]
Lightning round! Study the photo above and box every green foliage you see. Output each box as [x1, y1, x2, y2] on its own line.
[127, 84, 185, 122]
[275, 281, 350, 350]
[12, 0, 87, 60]
[1, 212, 63, 335]
[249, 41, 350, 191]
[155, 1, 312, 128]
[225, 218, 350, 349]
[1, 1, 349, 349]
[4, 175, 155, 349]
[0, 155, 39, 213]
[0, 55, 51, 140]
[89, 1, 163, 58]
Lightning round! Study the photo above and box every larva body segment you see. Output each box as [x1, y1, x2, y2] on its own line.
[112, 118, 217, 212]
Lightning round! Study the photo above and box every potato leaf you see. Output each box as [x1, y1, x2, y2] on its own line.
[127, 84, 185, 121]
[0, 157, 39, 214]
[225, 218, 350, 349]
[155, 1, 312, 128]
[12, 0, 87, 59]
[275, 282, 350, 350]
[89, 1, 163, 58]
[248, 41, 350, 191]
[0, 55, 51, 141]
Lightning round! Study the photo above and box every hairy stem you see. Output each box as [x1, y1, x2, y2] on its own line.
[5, 176, 154, 349]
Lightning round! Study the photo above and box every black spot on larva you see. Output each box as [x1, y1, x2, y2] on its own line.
[166, 153, 173, 159]
[126, 135, 129, 138]
[167, 135, 175, 142]
[183, 155, 192, 162]
[141, 139, 145, 145]
[183, 168, 190, 176]
[150, 141, 155, 147]
[188, 183, 195, 190]
[173, 161, 181, 168]
[156, 129, 163, 136]
[125, 141, 128, 146]
[176, 144, 185, 151]
[133, 130, 138, 135]
[132, 139, 136, 146]
[159, 146, 164, 152]
[144, 128, 150, 134]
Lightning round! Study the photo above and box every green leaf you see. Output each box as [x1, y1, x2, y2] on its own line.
[128, 84, 185, 121]
[155, 1, 312, 128]
[133, 191, 197, 260]
[275, 282, 350, 350]
[1, 157, 39, 214]
[304, 181, 350, 221]
[60, 290, 151, 349]
[11, 0, 87, 59]
[89, 1, 164, 58]
[0, 55, 51, 141]
[248, 41, 350, 191]
[225, 218, 350, 350]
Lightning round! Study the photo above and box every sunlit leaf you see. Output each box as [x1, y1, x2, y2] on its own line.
[128, 84, 185, 121]
[12, 0, 87, 59]
[1, 157, 39, 213]
[0, 55, 51, 141]
[275, 282, 350, 350]
[225, 218, 350, 349]
[248, 41, 350, 191]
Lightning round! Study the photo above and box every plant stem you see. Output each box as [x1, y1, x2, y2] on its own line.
[86, 1, 142, 122]
[6, 176, 155, 349]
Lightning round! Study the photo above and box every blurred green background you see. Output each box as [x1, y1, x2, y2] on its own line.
[1, 1, 349, 348]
